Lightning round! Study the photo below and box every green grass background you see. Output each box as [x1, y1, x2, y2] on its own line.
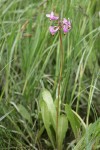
[0, 0, 100, 149]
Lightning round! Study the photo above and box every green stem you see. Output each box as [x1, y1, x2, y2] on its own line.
[56, 29, 64, 150]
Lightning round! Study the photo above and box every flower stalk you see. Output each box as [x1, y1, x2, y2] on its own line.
[56, 26, 64, 149]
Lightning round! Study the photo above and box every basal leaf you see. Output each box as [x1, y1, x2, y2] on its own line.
[40, 100, 56, 148]
[58, 114, 68, 150]
[41, 89, 56, 131]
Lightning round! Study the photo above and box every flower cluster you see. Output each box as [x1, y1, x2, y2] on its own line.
[46, 11, 71, 35]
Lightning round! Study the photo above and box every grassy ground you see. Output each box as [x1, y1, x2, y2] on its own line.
[0, 0, 100, 149]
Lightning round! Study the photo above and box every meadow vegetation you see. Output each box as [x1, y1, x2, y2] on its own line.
[0, 0, 100, 149]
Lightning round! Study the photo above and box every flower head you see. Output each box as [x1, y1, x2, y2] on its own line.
[46, 11, 59, 20]
[49, 26, 59, 35]
[63, 18, 71, 34]
[46, 11, 71, 35]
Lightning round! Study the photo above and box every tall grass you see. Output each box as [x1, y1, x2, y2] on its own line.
[0, 0, 100, 149]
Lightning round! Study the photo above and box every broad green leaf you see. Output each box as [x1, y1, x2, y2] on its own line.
[40, 100, 56, 148]
[58, 115, 68, 150]
[41, 89, 56, 131]
[17, 104, 32, 124]
[65, 104, 80, 138]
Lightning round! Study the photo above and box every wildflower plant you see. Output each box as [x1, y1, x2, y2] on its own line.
[40, 11, 86, 150]
[40, 11, 73, 150]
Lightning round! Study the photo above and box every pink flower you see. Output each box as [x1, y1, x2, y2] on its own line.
[49, 26, 59, 35]
[63, 18, 71, 27]
[46, 11, 59, 20]
[62, 18, 71, 34]
[63, 24, 69, 34]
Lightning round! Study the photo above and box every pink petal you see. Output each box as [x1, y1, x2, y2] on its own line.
[46, 11, 59, 20]
[63, 18, 71, 26]
[51, 16, 59, 20]
[63, 18, 68, 24]
[63, 25, 69, 34]
[51, 11, 54, 16]
[49, 26, 59, 35]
